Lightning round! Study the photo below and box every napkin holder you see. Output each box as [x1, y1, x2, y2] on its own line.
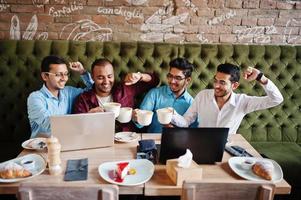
[166, 159, 202, 186]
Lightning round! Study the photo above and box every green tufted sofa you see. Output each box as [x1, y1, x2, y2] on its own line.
[0, 40, 300, 197]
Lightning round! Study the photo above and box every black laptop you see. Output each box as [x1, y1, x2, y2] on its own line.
[159, 127, 229, 164]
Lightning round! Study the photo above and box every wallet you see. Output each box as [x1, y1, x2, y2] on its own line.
[138, 139, 157, 152]
[64, 158, 88, 181]
[137, 140, 158, 164]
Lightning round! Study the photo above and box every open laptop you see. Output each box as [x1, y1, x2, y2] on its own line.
[159, 127, 229, 164]
[50, 112, 115, 151]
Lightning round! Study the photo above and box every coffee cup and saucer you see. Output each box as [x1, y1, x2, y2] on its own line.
[156, 107, 173, 125]
[137, 110, 153, 126]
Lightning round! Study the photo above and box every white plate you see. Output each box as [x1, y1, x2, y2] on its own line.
[0, 154, 46, 183]
[114, 132, 138, 143]
[98, 159, 154, 186]
[228, 157, 283, 183]
[22, 138, 47, 150]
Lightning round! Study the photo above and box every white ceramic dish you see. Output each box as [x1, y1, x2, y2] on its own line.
[228, 157, 283, 183]
[98, 159, 154, 186]
[20, 158, 36, 170]
[22, 138, 47, 150]
[0, 154, 46, 183]
[114, 132, 138, 143]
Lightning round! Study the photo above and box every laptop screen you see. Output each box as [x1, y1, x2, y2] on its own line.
[159, 127, 229, 164]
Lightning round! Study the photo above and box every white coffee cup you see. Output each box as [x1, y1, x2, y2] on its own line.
[103, 102, 121, 118]
[137, 110, 153, 126]
[156, 107, 173, 125]
[117, 107, 133, 123]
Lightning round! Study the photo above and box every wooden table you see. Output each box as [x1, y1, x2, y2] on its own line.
[142, 134, 291, 196]
[0, 141, 142, 195]
[0, 134, 291, 196]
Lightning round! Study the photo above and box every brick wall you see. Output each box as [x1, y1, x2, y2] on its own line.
[0, 0, 300, 44]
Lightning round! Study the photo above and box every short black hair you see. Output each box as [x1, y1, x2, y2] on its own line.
[217, 63, 240, 82]
[41, 55, 66, 72]
[91, 58, 112, 72]
[169, 58, 194, 77]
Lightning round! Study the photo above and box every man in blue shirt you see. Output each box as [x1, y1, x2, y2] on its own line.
[134, 58, 197, 133]
[27, 55, 93, 138]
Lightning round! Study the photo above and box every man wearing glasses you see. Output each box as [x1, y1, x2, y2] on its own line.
[27, 55, 93, 138]
[134, 58, 197, 133]
[171, 63, 283, 135]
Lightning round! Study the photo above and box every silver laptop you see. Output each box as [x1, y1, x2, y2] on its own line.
[50, 112, 115, 151]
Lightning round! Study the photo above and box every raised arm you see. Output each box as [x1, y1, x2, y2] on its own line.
[242, 67, 284, 113]
[124, 72, 159, 93]
[69, 61, 93, 88]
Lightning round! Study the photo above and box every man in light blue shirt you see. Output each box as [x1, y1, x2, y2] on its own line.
[134, 58, 197, 133]
[27, 55, 93, 138]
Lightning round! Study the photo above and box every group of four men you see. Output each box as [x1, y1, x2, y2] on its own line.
[27, 55, 283, 138]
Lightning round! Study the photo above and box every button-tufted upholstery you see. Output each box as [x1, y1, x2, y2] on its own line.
[0, 40, 300, 194]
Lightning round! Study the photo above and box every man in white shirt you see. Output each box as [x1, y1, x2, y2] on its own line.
[172, 63, 283, 135]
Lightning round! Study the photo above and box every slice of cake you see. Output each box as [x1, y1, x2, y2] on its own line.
[116, 162, 130, 180]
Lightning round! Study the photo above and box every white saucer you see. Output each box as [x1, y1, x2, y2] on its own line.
[0, 154, 46, 183]
[228, 157, 283, 183]
[98, 159, 154, 186]
[115, 132, 138, 143]
[22, 138, 47, 150]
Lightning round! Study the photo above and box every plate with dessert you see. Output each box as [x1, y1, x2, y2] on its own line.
[114, 132, 139, 143]
[98, 159, 154, 186]
[228, 157, 283, 183]
[22, 138, 47, 150]
[0, 154, 46, 183]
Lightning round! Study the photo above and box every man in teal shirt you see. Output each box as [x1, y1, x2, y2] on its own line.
[27, 55, 93, 138]
[134, 58, 197, 133]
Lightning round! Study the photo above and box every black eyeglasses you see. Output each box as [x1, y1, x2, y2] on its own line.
[166, 73, 186, 81]
[45, 72, 70, 78]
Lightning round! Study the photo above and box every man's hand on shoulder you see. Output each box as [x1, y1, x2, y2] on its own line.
[69, 61, 86, 75]
[124, 72, 151, 85]
[243, 67, 268, 85]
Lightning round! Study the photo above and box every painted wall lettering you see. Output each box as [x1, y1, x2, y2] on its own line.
[208, 10, 236, 26]
[197, 32, 209, 43]
[235, 25, 277, 43]
[182, 0, 198, 13]
[32, 0, 49, 8]
[97, 6, 143, 20]
[284, 19, 301, 44]
[49, 1, 83, 17]
[126, 0, 148, 6]
[140, 0, 189, 42]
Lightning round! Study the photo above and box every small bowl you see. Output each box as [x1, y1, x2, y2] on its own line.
[241, 159, 255, 170]
[21, 158, 35, 170]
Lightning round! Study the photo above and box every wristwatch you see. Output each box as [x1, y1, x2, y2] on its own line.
[256, 72, 264, 81]
[137, 72, 143, 81]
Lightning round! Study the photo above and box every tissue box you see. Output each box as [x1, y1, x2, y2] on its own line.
[166, 159, 202, 186]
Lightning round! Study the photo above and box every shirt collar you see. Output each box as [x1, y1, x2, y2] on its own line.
[228, 92, 237, 107]
[166, 85, 190, 101]
[41, 84, 61, 100]
[211, 90, 237, 107]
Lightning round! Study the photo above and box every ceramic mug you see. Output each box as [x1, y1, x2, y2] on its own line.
[156, 107, 173, 125]
[137, 110, 153, 126]
[103, 102, 121, 118]
[117, 107, 133, 123]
